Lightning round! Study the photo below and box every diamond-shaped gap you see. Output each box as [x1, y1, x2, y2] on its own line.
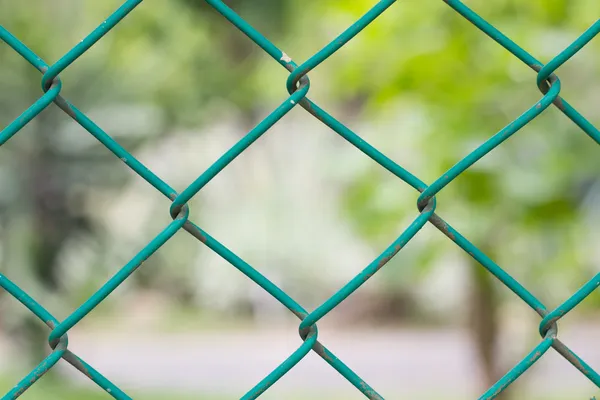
[168, 102, 429, 397]
[181, 102, 414, 316]
[192, 0, 432, 316]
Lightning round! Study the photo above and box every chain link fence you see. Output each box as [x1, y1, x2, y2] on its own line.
[1, 0, 599, 399]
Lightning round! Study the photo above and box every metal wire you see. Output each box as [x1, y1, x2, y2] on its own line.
[0, 1, 599, 399]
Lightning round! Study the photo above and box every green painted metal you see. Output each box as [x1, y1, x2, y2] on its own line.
[0, 0, 599, 399]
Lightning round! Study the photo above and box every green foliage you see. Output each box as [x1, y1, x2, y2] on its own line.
[309, 0, 600, 304]
[1, 1, 599, 396]
[1, 0, 599, 327]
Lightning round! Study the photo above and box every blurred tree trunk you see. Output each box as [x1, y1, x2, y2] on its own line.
[17, 109, 92, 363]
[470, 253, 500, 389]
[469, 242, 516, 400]
[22, 111, 64, 362]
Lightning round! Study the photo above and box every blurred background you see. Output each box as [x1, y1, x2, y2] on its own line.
[1, 0, 600, 399]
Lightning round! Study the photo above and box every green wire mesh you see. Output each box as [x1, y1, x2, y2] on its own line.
[1, 1, 599, 399]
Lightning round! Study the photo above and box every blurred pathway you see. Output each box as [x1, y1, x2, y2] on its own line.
[37, 324, 600, 399]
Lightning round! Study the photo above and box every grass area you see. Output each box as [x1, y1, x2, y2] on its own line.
[1, 373, 597, 400]
[0, 374, 219, 400]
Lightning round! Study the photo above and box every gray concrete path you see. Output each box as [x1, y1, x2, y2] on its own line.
[34, 324, 599, 399]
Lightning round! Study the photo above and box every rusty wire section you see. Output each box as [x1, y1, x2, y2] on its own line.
[1, 0, 600, 399]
